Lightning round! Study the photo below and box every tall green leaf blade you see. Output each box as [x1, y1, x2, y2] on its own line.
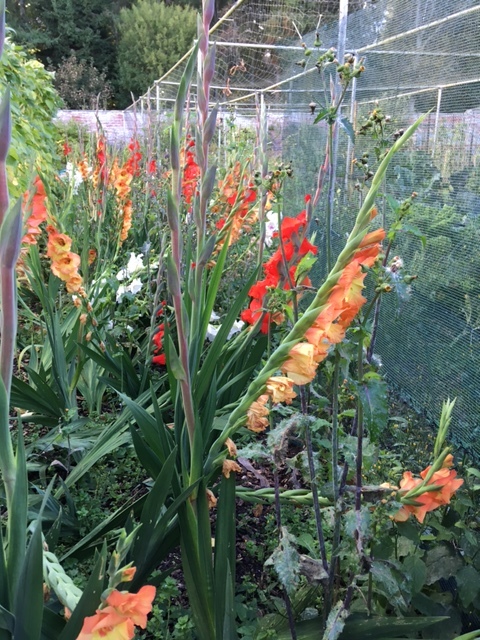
[12, 521, 43, 640]
[214, 474, 237, 640]
[131, 481, 199, 590]
[130, 425, 163, 479]
[179, 502, 215, 640]
[58, 543, 107, 640]
[7, 430, 27, 600]
[195, 268, 259, 403]
[132, 448, 177, 567]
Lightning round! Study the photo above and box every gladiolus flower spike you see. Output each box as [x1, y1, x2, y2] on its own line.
[209, 116, 427, 463]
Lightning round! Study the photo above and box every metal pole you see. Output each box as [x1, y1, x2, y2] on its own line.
[432, 87, 442, 158]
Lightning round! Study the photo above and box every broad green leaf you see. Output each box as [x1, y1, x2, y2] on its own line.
[130, 483, 197, 590]
[313, 107, 329, 124]
[402, 554, 426, 595]
[456, 565, 480, 607]
[130, 424, 163, 479]
[178, 500, 215, 640]
[0, 605, 14, 632]
[358, 372, 388, 442]
[324, 601, 348, 640]
[166, 334, 187, 381]
[370, 560, 408, 613]
[400, 222, 426, 248]
[424, 544, 463, 585]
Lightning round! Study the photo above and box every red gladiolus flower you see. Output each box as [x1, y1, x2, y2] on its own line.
[152, 322, 167, 365]
[126, 139, 142, 177]
[242, 204, 318, 334]
[182, 143, 200, 205]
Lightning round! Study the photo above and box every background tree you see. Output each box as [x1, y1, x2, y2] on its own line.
[54, 55, 113, 110]
[7, 0, 120, 105]
[116, 0, 198, 105]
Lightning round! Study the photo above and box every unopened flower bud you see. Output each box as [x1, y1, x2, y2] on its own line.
[120, 566, 136, 582]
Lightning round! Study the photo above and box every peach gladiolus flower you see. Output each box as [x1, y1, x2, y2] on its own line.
[66, 274, 84, 294]
[281, 343, 317, 385]
[246, 394, 270, 432]
[305, 305, 345, 349]
[50, 253, 81, 279]
[120, 200, 133, 242]
[46, 231, 73, 258]
[266, 376, 297, 404]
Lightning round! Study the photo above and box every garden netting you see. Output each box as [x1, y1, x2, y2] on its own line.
[128, 0, 480, 460]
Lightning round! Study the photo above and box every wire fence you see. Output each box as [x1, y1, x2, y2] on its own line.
[130, 0, 480, 459]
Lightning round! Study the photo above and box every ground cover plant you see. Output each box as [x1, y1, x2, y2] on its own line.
[0, 0, 479, 638]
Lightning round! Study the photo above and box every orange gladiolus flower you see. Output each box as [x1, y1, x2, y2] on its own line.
[66, 274, 84, 294]
[77, 613, 133, 640]
[102, 586, 156, 629]
[246, 394, 270, 432]
[281, 343, 317, 385]
[51, 253, 81, 279]
[22, 176, 48, 245]
[120, 200, 133, 243]
[357, 228, 386, 248]
[266, 376, 297, 404]
[47, 231, 73, 259]
[78, 584, 156, 639]
[393, 461, 463, 524]
[304, 304, 345, 349]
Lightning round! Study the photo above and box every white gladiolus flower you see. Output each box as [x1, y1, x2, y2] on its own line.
[264, 210, 279, 247]
[206, 319, 244, 342]
[116, 253, 144, 281]
[116, 278, 143, 303]
[116, 285, 127, 303]
[129, 278, 143, 295]
[206, 323, 220, 342]
[65, 162, 84, 194]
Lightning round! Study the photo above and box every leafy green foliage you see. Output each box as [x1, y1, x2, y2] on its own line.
[0, 38, 60, 196]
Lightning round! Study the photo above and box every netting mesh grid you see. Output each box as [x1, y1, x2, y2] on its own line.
[129, 0, 480, 459]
